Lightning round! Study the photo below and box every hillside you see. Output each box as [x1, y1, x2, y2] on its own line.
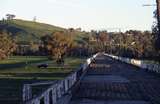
[0, 19, 67, 43]
[0, 19, 89, 44]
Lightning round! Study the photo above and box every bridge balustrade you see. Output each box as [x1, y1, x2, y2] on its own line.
[104, 53, 160, 73]
[22, 53, 99, 104]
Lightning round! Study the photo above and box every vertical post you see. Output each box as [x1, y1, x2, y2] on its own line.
[34, 99, 40, 104]
[23, 84, 32, 101]
[61, 81, 65, 95]
[52, 88, 57, 104]
[59, 81, 64, 96]
[156, 0, 160, 48]
[57, 83, 61, 98]
[73, 72, 77, 84]
[44, 91, 50, 104]
[25, 55, 28, 69]
[65, 79, 68, 92]
[157, 0, 160, 33]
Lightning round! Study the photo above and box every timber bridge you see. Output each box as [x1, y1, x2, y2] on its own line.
[23, 53, 160, 104]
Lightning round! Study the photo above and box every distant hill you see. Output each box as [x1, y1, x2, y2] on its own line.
[0, 19, 66, 43]
[0, 19, 89, 44]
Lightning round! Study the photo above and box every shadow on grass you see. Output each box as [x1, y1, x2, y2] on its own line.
[0, 59, 48, 70]
[0, 73, 69, 78]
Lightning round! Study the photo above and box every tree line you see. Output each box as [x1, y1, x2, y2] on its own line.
[0, 28, 159, 63]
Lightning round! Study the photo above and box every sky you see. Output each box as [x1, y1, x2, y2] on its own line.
[0, 0, 156, 31]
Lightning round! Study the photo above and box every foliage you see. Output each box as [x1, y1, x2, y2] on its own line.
[47, 31, 74, 64]
[0, 31, 16, 60]
[0, 19, 158, 61]
[6, 14, 16, 20]
[0, 19, 89, 56]
[152, 10, 160, 51]
[89, 30, 158, 60]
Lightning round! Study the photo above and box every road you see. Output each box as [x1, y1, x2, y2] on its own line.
[69, 54, 160, 104]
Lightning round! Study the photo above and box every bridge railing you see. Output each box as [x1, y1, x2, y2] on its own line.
[104, 53, 160, 73]
[23, 53, 99, 104]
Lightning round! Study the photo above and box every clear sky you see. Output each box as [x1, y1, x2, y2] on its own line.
[0, 0, 156, 31]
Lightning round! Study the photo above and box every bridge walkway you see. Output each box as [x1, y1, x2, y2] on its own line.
[69, 54, 160, 104]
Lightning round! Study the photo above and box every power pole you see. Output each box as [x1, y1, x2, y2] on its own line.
[143, 1, 160, 49]
[156, 0, 160, 49]
[156, 0, 160, 34]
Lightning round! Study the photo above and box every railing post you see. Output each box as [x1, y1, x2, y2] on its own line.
[60, 81, 65, 95]
[23, 84, 32, 101]
[44, 91, 50, 104]
[64, 79, 69, 92]
[52, 88, 57, 104]
[34, 99, 40, 104]
[57, 83, 61, 98]
[68, 77, 71, 89]
[72, 72, 77, 85]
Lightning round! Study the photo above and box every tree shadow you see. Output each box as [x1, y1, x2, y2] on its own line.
[0, 59, 48, 70]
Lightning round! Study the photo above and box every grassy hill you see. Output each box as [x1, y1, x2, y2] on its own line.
[0, 19, 89, 44]
[0, 19, 66, 43]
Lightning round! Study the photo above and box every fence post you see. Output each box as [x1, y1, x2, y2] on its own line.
[64, 79, 69, 92]
[23, 84, 32, 101]
[44, 91, 50, 104]
[52, 88, 57, 104]
[34, 99, 40, 104]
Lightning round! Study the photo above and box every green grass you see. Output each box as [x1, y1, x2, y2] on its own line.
[11, 19, 65, 37]
[0, 19, 66, 43]
[0, 56, 85, 75]
[0, 56, 86, 103]
[0, 56, 47, 64]
[0, 18, 88, 103]
[0, 19, 88, 44]
[143, 60, 160, 65]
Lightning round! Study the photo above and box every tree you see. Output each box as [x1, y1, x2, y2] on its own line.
[152, 9, 160, 61]
[47, 31, 74, 64]
[0, 31, 16, 60]
[30, 41, 39, 54]
[6, 14, 16, 20]
[98, 31, 108, 51]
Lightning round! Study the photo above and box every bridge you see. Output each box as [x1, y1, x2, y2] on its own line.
[23, 53, 160, 104]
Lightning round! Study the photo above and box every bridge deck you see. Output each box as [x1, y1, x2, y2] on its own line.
[69, 55, 160, 104]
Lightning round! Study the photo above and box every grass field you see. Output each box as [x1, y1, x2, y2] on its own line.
[0, 56, 86, 104]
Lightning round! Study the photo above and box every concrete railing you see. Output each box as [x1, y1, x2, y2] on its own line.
[23, 53, 99, 104]
[104, 53, 160, 73]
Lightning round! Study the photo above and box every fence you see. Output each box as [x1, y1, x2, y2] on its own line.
[104, 53, 160, 73]
[23, 53, 99, 104]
